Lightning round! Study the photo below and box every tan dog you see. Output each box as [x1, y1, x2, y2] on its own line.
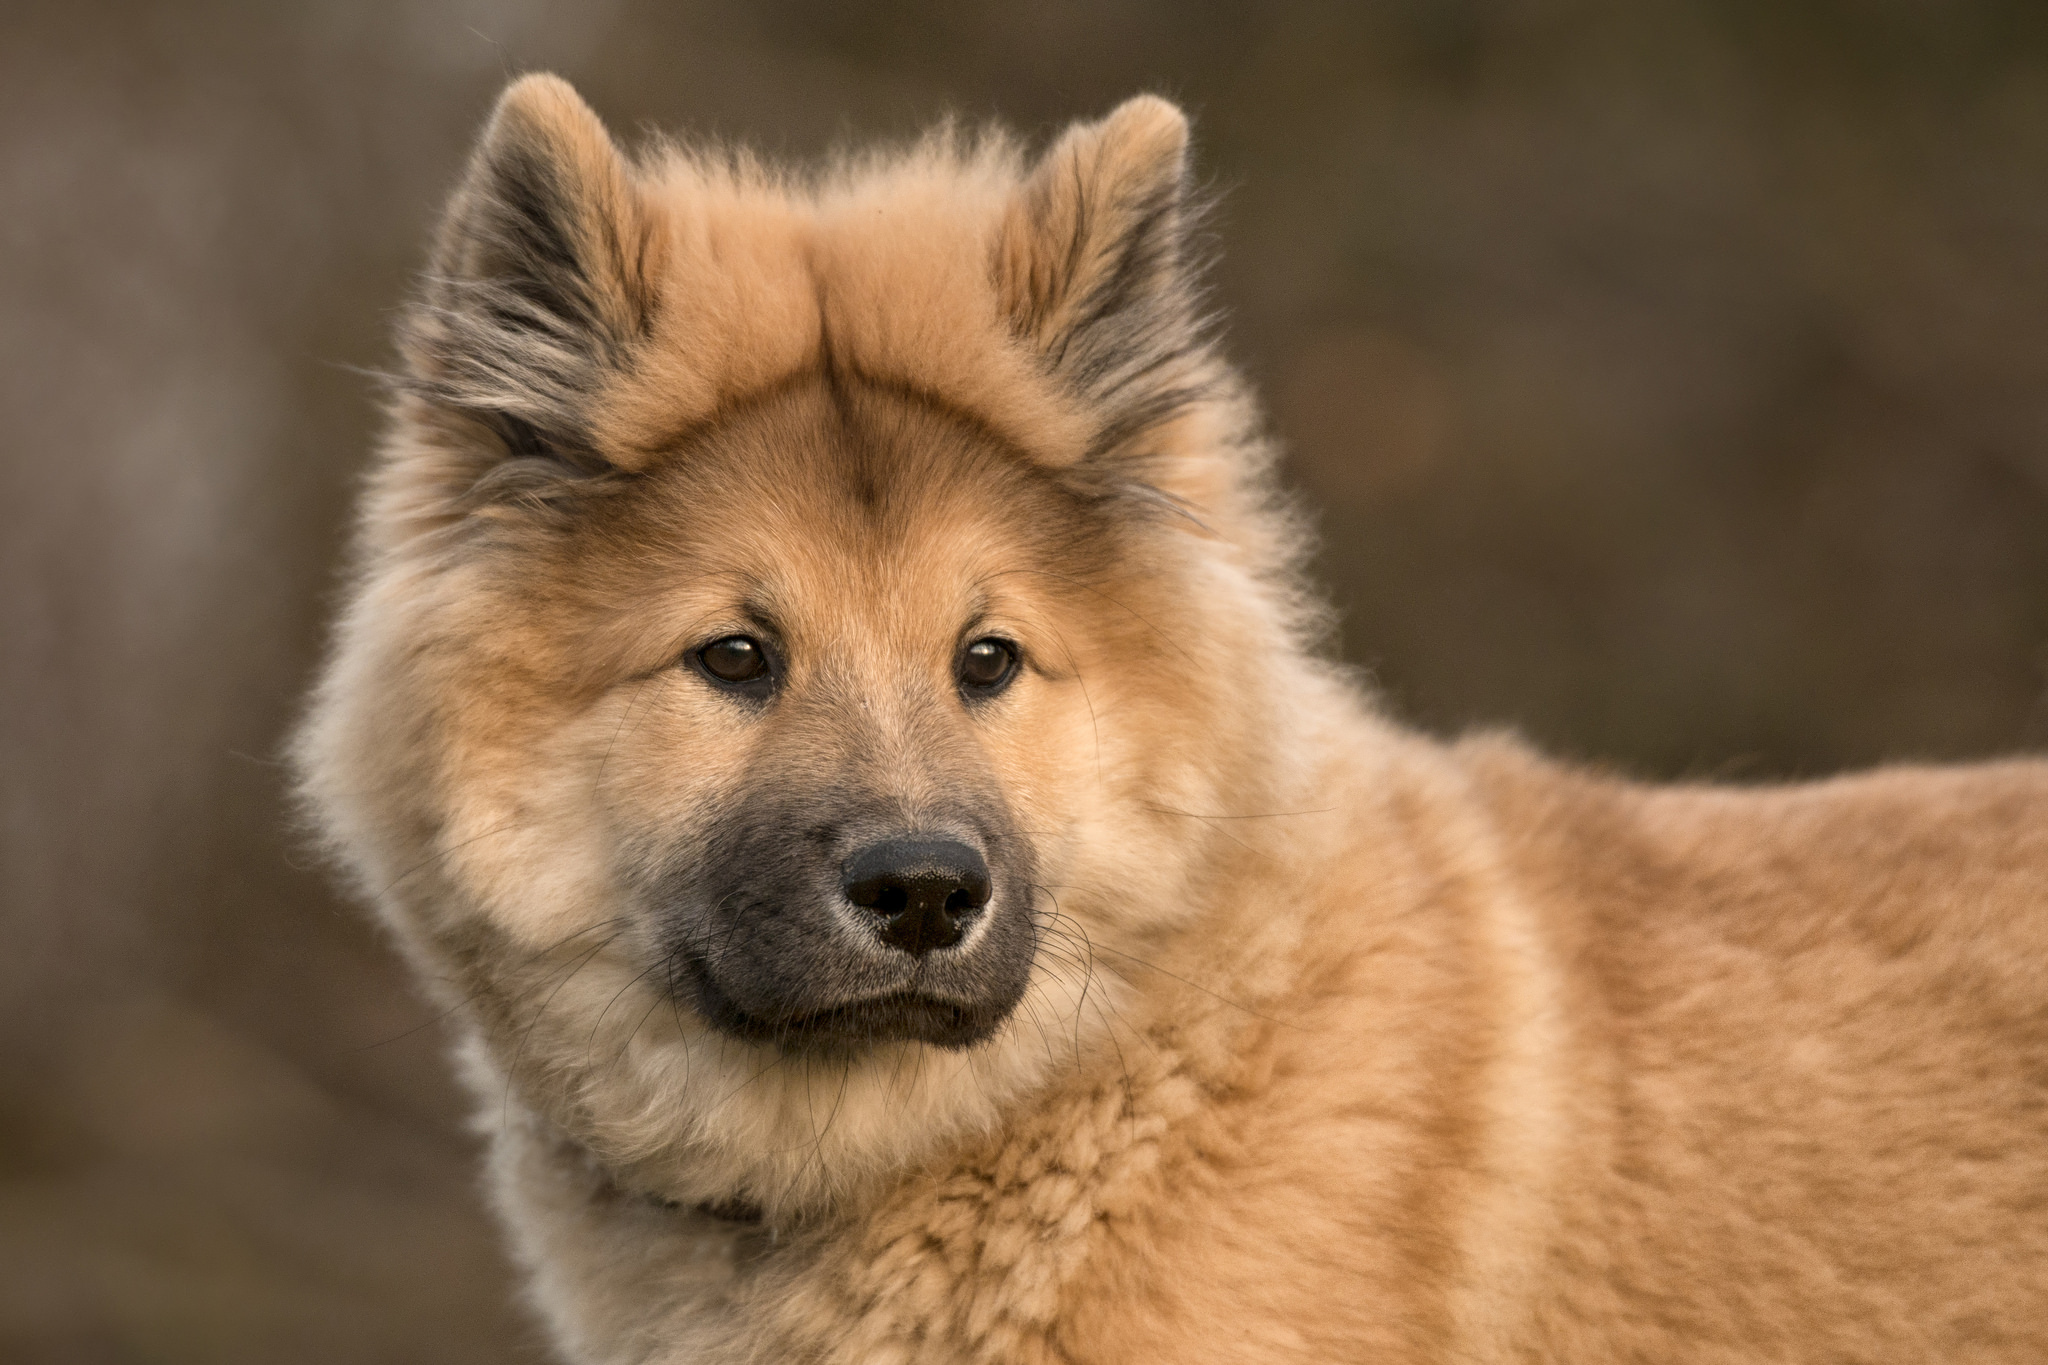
[295, 74, 2048, 1362]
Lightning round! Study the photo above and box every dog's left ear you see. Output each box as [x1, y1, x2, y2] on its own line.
[997, 97, 1208, 458]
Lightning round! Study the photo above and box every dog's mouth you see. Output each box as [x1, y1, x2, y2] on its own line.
[764, 993, 987, 1048]
[682, 958, 1003, 1052]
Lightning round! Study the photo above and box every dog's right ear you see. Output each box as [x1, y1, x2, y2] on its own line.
[402, 74, 658, 472]
[996, 96, 1207, 462]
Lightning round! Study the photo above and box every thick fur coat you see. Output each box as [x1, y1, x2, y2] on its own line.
[295, 75, 2048, 1362]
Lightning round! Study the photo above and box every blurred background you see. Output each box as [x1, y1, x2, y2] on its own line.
[4, 0, 2046, 1360]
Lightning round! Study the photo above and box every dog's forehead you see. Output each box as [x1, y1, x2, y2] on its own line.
[639, 377, 1073, 629]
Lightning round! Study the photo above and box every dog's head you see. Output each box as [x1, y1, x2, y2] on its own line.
[533, 377, 1102, 1060]
[298, 76, 1318, 1214]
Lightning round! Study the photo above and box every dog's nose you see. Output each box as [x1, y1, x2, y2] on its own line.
[841, 838, 991, 956]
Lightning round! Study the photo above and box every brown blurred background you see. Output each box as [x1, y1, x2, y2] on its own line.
[4, 1, 2046, 1360]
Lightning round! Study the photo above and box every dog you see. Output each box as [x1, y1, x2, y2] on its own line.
[294, 73, 2048, 1362]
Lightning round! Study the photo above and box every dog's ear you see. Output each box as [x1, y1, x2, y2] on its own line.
[402, 74, 658, 470]
[997, 96, 1209, 458]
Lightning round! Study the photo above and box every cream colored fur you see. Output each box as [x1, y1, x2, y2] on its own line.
[295, 74, 2048, 1362]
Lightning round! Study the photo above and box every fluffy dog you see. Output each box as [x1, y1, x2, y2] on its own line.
[295, 74, 2048, 1362]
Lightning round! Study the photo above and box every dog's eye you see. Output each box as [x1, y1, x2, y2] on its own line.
[958, 637, 1019, 695]
[696, 636, 769, 686]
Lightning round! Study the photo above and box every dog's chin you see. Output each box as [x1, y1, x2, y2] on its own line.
[683, 959, 1012, 1053]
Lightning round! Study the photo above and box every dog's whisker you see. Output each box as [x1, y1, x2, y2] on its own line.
[499, 932, 622, 1130]
[351, 915, 630, 1052]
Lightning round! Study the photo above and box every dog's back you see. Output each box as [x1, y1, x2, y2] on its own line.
[1484, 749, 2048, 1358]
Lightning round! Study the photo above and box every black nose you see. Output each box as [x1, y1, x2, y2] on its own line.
[841, 838, 991, 957]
